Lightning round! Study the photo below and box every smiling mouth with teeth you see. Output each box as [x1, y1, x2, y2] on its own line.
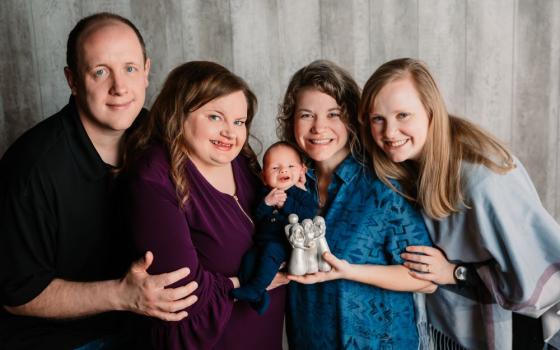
[211, 140, 233, 149]
[309, 139, 333, 145]
[385, 139, 408, 147]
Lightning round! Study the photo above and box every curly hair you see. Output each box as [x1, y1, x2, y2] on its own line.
[125, 61, 259, 206]
[277, 60, 362, 161]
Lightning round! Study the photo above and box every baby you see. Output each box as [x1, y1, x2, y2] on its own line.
[231, 141, 316, 314]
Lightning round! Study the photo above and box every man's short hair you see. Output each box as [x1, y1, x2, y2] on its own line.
[66, 12, 147, 75]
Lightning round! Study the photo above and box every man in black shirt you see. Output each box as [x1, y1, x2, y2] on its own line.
[0, 13, 197, 349]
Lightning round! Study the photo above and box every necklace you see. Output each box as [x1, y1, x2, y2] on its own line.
[317, 176, 329, 209]
[318, 194, 325, 208]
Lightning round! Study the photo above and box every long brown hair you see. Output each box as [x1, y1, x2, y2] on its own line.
[277, 60, 362, 161]
[359, 58, 515, 219]
[125, 61, 258, 206]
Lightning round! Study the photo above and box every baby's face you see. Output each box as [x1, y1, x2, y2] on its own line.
[263, 145, 304, 190]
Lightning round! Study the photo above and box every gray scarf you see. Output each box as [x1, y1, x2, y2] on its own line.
[418, 159, 560, 349]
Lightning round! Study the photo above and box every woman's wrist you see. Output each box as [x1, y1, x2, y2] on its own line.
[447, 263, 458, 285]
[229, 277, 240, 288]
[341, 262, 356, 281]
[452, 263, 479, 287]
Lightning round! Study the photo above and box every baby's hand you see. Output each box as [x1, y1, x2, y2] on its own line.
[264, 188, 287, 208]
[295, 166, 307, 190]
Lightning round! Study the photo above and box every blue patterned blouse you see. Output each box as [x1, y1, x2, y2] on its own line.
[286, 156, 432, 350]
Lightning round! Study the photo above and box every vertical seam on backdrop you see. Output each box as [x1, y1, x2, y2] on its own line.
[178, 1, 185, 64]
[368, 1, 375, 67]
[417, 0, 420, 57]
[555, 0, 560, 219]
[30, 1, 44, 120]
[228, 0, 234, 69]
[319, 0, 324, 58]
[464, 0, 467, 115]
[510, 0, 517, 148]
[228, 0, 234, 70]
[556, 0, 560, 217]
[274, 0, 279, 88]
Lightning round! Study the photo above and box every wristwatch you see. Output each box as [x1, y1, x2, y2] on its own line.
[453, 265, 468, 284]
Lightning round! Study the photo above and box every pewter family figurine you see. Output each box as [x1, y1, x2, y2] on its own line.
[313, 216, 331, 272]
[285, 214, 331, 275]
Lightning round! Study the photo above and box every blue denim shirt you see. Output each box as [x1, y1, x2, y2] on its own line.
[286, 156, 432, 350]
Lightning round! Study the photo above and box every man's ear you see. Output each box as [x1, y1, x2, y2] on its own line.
[144, 58, 151, 87]
[64, 67, 78, 96]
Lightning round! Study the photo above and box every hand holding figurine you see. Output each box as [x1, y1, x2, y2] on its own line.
[288, 252, 349, 284]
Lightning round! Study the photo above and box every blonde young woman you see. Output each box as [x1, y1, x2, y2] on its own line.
[358, 57, 560, 349]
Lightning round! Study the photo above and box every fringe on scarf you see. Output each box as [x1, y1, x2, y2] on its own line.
[424, 324, 467, 350]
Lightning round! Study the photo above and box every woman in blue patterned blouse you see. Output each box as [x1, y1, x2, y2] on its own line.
[277, 60, 437, 350]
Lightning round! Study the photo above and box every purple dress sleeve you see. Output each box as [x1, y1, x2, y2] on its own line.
[126, 151, 235, 349]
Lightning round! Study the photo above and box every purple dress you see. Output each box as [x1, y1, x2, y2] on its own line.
[125, 144, 285, 349]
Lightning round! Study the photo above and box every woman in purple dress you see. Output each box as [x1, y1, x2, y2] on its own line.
[123, 61, 287, 349]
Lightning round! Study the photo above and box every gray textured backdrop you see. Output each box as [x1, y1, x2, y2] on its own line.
[1, 0, 559, 222]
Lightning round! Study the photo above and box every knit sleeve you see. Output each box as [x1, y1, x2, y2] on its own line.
[464, 162, 560, 317]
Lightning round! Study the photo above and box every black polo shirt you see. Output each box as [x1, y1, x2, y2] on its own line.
[0, 97, 143, 349]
